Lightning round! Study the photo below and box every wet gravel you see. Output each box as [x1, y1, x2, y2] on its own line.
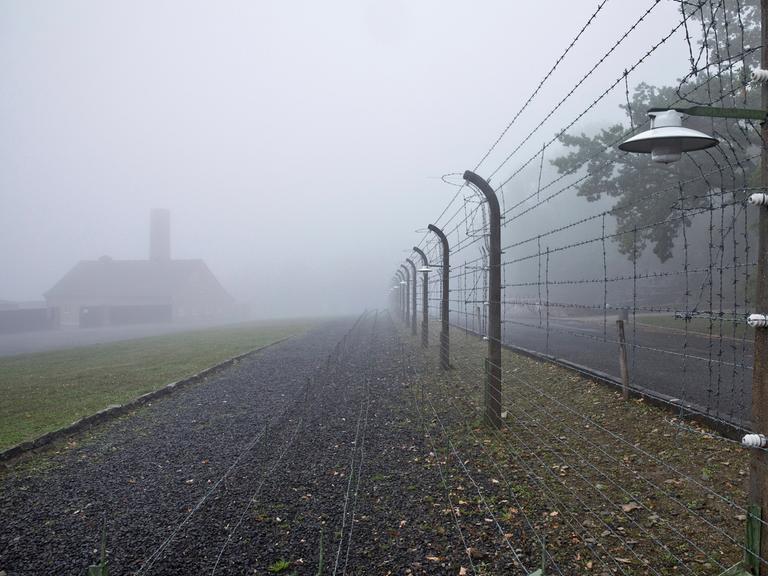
[0, 313, 482, 575]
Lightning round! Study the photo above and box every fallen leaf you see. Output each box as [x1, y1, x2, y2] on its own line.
[621, 502, 641, 513]
[466, 547, 484, 559]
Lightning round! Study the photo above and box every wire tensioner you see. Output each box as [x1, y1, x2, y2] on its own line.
[749, 193, 768, 206]
[743, 433, 768, 448]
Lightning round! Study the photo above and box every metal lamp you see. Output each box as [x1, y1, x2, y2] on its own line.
[618, 109, 718, 164]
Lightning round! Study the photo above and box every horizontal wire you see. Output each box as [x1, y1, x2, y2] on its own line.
[428, 336, 706, 562]
[487, 0, 670, 183]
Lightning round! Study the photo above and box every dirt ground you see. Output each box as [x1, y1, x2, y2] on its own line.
[405, 323, 751, 574]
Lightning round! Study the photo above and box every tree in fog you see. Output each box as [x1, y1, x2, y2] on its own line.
[551, 0, 760, 263]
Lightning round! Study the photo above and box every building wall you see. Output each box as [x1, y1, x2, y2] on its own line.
[79, 304, 172, 327]
[47, 298, 175, 327]
[48, 300, 80, 327]
[0, 308, 59, 333]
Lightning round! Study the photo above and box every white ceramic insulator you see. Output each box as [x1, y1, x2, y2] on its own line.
[752, 68, 768, 83]
[749, 193, 768, 206]
[743, 433, 768, 448]
[748, 314, 768, 328]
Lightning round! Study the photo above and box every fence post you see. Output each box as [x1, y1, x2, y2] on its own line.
[400, 264, 410, 326]
[748, 2, 768, 569]
[428, 224, 450, 370]
[413, 247, 430, 348]
[396, 270, 405, 320]
[463, 170, 502, 429]
[484, 357, 490, 413]
[406, 258, 418, 336]
[616, 309, 630, 402]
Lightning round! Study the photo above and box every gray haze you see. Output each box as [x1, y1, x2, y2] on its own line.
[1, 0, 689, 318]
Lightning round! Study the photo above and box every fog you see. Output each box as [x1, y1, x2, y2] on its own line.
[1, 0, 690, 319]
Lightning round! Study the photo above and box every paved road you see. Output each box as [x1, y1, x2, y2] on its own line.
[497, 313, 753, 427]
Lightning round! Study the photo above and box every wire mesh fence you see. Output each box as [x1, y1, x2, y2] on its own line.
[406, 0, 761, 431]
[392, 0, 768, 572]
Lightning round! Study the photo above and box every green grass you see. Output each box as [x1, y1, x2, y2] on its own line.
[267, 559, 291, 573]
[636, 313, 753, 339]
[0, 319, 314, 451]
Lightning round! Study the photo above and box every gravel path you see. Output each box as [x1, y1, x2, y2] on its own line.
[0, 313, 487, 575]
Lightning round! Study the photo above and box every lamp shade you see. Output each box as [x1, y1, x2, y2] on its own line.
[618, 110, 718, 163]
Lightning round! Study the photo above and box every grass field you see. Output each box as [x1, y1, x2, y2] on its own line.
[636, 313, 753, 340]
[0, 320, 313, 451]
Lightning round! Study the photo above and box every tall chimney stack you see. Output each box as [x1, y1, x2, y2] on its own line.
[150, 209, 171, 261]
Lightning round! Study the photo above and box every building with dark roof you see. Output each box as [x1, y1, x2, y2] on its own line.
[45, 210, 233, 327]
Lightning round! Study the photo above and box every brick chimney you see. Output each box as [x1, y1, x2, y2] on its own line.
[150, 209, 171, 261]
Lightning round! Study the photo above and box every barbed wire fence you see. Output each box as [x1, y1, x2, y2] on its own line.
[391, 0, 768, 572]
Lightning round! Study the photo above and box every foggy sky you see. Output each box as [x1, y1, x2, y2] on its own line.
[1, 0, 690, 318]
